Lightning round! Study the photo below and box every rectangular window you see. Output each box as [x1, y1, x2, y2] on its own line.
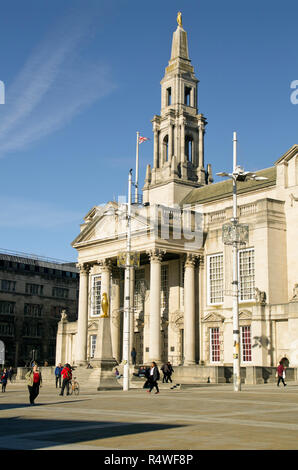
[161, 264, 169, 314]
[0, 322, 14, 336]
[0, 301, 15, 314]
[90, 335, 97, 358]
[210, 327, 220, 362]
[241, 326, 252, 362]
[24, 304, 43, 317]
[0, 280, 16, 292]
[52, 287, 69, 299]
[207, 254, 224, 304]
[134, 269, 145, 312]
[167, 87, 171, 106]
[23, 323, 41, 338]
[239, 248, 255, 301]
[26, 283, 43, 295]
[185, 86, 191, 106]
[91, 275, 101, 316]
[180, 261, 185, 309]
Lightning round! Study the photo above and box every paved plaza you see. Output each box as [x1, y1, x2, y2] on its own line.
[1, 381, 298, 451]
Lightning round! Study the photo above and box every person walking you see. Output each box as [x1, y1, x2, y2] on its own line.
[166, 361, 174, 383]
[131, 348, 137, 366]
[54, 363, 63, 388]
[147, 362, 160, 394]
[277, 361, 287, 387]
[8, 367, 14, 383]
[1, 368, 8, 392]
[25, 365, 42, 405]
[161, 363, 169, 383]
[59, 363, 72, 396]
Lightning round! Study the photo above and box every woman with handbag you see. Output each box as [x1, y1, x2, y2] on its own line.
[25, 364, 42, 405]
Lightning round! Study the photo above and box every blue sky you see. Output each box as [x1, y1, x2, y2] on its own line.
[0, 0, 297, 261]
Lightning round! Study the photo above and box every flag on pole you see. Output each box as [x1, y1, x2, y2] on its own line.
[139, 136, 149, 144]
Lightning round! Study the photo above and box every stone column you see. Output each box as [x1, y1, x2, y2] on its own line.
[180, 119, 186, 164]
[129, 266, 135, 358]
[111, 269, 121, 363]
[153, 128, 159, 169]
[147, 249, 165, 363]
[180, 118, 188, 179]
[98, 259, 112, 305]
[75, 263, 90, 365]
[184, 254, 197, 365]
[198, 124, 204, 168]
[168, 122, 173, 161]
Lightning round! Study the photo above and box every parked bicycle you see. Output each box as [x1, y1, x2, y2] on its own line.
[68, 376, 79, 395]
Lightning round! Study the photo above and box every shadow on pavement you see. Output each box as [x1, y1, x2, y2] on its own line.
[0, 416, 185, 449]
[0, 400, 89, 411]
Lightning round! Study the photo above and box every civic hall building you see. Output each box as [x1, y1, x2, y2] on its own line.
[56, 16, 298, 383]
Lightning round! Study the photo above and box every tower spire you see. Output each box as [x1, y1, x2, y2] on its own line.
[170, 12, 190, 63]
[143, 13, 210, 206]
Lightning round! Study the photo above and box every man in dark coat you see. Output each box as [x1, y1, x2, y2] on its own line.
[147, 362, 160, 394]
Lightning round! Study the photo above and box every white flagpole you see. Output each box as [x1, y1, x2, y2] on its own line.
[135, 131, 139, 203]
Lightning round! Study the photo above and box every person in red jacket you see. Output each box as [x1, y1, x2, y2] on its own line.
[277, 361, 287, 387]
[59, 364, 72, 396]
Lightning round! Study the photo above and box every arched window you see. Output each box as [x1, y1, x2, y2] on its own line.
[185, 136, 193, 162]
[163, 135, 169, 162]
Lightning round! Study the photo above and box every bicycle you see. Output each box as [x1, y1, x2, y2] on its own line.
[68, 377, 79, 396]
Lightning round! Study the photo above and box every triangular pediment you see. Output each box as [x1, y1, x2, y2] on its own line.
[88, 321, 98, 330]
[275, 144, 298, 165]
[203, 311, 225, 323]
[239, 310, 252, 321]
[72, 201, 121, 246]
[72, 202, 154, 247]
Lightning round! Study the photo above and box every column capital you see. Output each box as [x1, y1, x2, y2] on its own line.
[76, 263, 91, 275]
[147, 248, 166, 263]
[184, 253, 198, 268]
[97, 258, 113, 272]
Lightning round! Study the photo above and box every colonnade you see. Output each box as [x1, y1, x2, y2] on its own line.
[75, 250, 201, 366]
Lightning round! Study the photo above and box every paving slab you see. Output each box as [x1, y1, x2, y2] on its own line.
[0, 381, 298, 450]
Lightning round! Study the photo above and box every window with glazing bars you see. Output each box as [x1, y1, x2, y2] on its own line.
[90, 334, 97, 358]
[239, 249, 255, 301]
[134, 269, 145, 311]
[91, 275, 101, 316]
[241, 326, 252, 362]
[161, 265, 169, 314]
[210, 327, 220, 362]
[208, 254, 224, 304]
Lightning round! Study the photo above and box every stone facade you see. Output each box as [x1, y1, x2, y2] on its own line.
[56, 17, 298, 374]
[0, 251, 79, 366]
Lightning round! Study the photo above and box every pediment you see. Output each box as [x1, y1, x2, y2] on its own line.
[275, 144, 298, 165]
[203, 311, 225, 323]
[239, 310, 252, 321]
[72, 201, 152, 246]
[72, 201, 121, 246]
[88, 321, 98, 330]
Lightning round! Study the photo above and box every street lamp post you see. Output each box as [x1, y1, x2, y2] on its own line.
[217, 131, 267, 392]
[116, 169, 141, 391]
[123, 169, 133, 391]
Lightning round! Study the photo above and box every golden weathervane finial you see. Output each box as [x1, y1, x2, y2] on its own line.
[177, 11, 182, 27]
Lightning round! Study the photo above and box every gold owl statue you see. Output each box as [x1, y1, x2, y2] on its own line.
[101, 292, 109, 317]
[177, 11, 182, 27]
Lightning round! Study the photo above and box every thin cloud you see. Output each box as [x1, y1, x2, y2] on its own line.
[0, 196, 83, 229]
[0, 7, 116, 157]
